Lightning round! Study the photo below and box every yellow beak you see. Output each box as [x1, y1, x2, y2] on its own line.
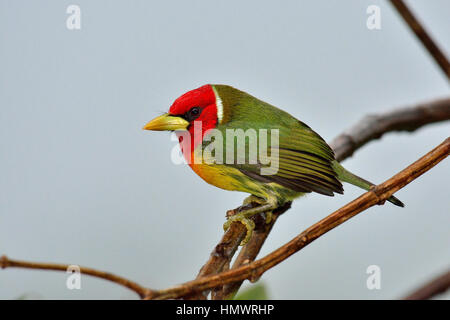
[142, 113, 189, 131]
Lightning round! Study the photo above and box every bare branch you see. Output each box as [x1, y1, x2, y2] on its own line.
[331, 97, 450, 161]
[147, 137, 450, 299]
[186, 202, 290, 300]
[403, 270, 450, 300]
[389, 0, 450, 80]
[184, 214, 247, 300]
[0, 255, 153, 299]
[212, 204, 290, 300]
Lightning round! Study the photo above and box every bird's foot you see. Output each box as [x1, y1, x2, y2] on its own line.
[223, 213, 255, 245]
[243, 195, 274, 224]
[223, 201, 277, 246]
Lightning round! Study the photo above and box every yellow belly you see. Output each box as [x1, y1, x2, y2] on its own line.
[190, 162, 250, 192]
[189, 162, 304, 205]
[187, 146, 304, 204]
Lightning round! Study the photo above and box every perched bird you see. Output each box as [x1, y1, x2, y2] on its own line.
[143, 85, 404, 244]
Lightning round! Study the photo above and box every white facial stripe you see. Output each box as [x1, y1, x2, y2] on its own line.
[211, 85, 223, 124]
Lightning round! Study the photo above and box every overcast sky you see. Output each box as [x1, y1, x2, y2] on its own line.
[1, 0, 449, 299]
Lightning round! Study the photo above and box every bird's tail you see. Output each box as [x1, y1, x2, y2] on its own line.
[331, 160, 405, 207]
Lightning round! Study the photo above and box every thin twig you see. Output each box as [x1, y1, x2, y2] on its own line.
[146, 137, 450, 299]
[390, 0, 450, 80]
[0, 255, 153, 299]
[403, 270, 450, 300]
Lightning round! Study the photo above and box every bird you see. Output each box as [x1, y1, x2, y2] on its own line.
[143, 84, 404, 244]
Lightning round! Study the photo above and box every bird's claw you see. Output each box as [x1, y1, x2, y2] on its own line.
[223, 213, 255, 246]
[243, 196, 273, 225]
[224, 197, 277, 246]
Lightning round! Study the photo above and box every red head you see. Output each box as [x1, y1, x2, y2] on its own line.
[143, 84, 221, 162]
[169, 84, 219, 136]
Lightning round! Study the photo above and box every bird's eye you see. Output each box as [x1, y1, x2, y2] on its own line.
[190, 107, 200, 116]
[186, 107, 201, 121]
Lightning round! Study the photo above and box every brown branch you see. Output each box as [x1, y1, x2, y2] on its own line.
[330, 97, 450, 161]
[0, 255, 153, 299]
[389, 0, 450, 80]
[186, 202, 290, 300]
[403, 269, 450, 300]
[215, 214, 280, 300]
[213, 203, 290, 300]
[184, 214, 248, 300]
[146, 137, 450, 299]
[200, 97, 450, 299]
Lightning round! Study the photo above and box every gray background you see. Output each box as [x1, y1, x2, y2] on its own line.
[0, 0, 449, 299]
